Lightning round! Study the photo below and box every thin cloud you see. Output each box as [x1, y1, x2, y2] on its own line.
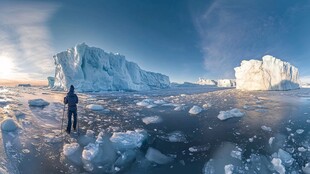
[0, 2, 59, 80]
[193, 0, 301, 78]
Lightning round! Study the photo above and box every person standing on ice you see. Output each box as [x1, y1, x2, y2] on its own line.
[64, 85, 78, 134]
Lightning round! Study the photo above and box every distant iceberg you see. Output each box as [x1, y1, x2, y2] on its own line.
[196, 78, 236, 87]
[234, 55, 300, 90]
[52, 43, 170, 92]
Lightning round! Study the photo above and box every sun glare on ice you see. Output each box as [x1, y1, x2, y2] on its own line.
[0, 56, 14, 79]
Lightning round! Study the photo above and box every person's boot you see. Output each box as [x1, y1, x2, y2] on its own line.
[66, 129, 70, 134]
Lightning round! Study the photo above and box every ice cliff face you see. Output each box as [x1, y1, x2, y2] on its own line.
[52, 43, 170, 91]
[234, 55, 300, 90]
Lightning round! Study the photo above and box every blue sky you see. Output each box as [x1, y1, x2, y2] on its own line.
[0, 0, 310, 82]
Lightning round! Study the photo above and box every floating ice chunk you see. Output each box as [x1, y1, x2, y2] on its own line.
[271, 158, 285, 174]
[63, 143, 80, 156]
[145, 147, 173, 164]
[174, 105, 185, 111]
[154, 100, 166, 104]
[217, 108, 244, 120]
[95, 132, 105, 144]
[203, 159, 215, 174]
[230, 150, 242, 160]
[136, 99, 154, 107]
[296, 129, 304, 134]
[261, 125, 272, 132]
[269, 137, 275, 146]
[189, 144, 210, 152]
[224, 164, 234, 174]
[28, 99, 49, 107]
[82, 143, 99, 161]
[142, 116, 162, 125]
[86, 104, 104, 111]
[302, 162, 310, 174]
[249, 137, 254, 142]
[110, 129, 147, 150]
[1, 118, 19, 132]
[277, 149, 294, 166]
[202, 103, 212, 109]
[298, 147, 307, 152]
[86, 130, 95, 137]
[167, 131, 187, 143]
[189, 105, 202, 115]
[114, 150, 136, 171]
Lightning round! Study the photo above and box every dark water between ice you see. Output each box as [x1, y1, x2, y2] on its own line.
[2, 87, 310, 173]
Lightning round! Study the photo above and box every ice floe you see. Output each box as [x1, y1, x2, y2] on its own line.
[1, 118, 19, 132]
[217, 108, 244, 120]
[82, 143, 99, 161]
[261, 125, 272, 132]
[189, 105, 202, 115]
[63, 143, 80, 156]
[110, 129, 147, 150]
[145, 147, 173, 164]
[86, 104, 104, 111]
[142, 116, 162, 125]
[28, 99, 49, 107]
[271, 158, 285, 174]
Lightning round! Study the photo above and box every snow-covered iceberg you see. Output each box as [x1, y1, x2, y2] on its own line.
[234, 55, 300, 90]
[52, 43, 170, 92]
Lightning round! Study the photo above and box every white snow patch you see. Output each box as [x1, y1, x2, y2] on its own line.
[189, 105, 202, 115]
[217, 108, 244, 120]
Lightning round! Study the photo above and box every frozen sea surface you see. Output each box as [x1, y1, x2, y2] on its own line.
[1, 86, 310, 173]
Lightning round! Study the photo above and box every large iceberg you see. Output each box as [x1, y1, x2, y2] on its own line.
[234, 55, 300, 90]
[52, 43, 170, 91]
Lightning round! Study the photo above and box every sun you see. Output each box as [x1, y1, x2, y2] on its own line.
[0, 56, 14, 79]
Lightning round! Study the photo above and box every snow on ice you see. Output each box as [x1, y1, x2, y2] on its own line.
[217, 108, 244, 120]
[235, 55, 300, 90]
[52, 43, 170, 91]
[28, 99, 50, 107]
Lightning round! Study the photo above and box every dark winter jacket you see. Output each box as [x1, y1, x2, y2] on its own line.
[64, 87, 78, 111]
